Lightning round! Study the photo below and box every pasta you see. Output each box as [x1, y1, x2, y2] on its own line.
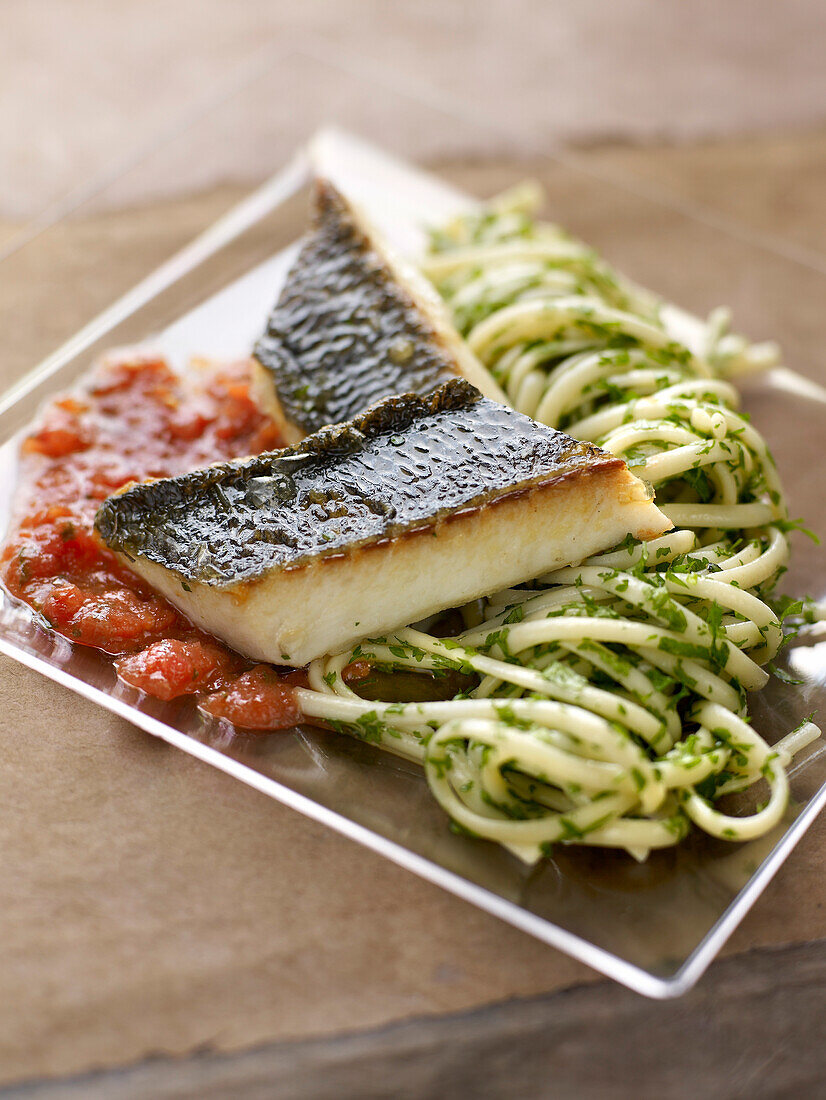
[294, 187, 819, 863]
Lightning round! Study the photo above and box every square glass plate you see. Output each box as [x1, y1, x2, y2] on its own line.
[1, 125, 824, 1000]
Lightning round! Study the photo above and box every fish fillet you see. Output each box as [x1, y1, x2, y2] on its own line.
[95, 380, 670, 667]
[253, 180, 506, 442]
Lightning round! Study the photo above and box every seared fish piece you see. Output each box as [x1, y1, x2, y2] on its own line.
[253, 181, 505, 442]
[96, 380, 670, 667]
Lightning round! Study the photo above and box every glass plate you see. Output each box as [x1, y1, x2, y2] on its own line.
[1, 125, 824, 1000]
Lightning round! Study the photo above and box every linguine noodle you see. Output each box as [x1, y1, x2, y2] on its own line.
[294, 188, 819, 863]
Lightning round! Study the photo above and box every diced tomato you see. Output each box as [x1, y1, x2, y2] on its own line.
[202, 666, 303, 730]
[342, 659, 372, 683]
[117, 638, 241, 700]
[0, 353, 301, 731]
[40, 581, 179, 651]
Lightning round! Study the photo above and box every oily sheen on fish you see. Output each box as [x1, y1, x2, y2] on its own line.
[253, 180, 505, 442]
[96, 381, 671, 666]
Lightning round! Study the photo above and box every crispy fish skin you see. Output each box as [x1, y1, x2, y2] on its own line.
[253, 181, 505, 442]
[96, 380, 670, 666]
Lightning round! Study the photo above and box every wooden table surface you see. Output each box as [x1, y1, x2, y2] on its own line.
[2, 4, 826, 1097]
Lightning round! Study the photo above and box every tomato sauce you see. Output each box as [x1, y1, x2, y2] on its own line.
[0, 353, 304, 729]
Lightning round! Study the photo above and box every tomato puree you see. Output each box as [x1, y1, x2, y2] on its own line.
[1, 353, 303, 729]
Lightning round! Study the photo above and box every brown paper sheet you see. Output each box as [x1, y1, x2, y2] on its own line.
[0, 160, 824, 1086]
